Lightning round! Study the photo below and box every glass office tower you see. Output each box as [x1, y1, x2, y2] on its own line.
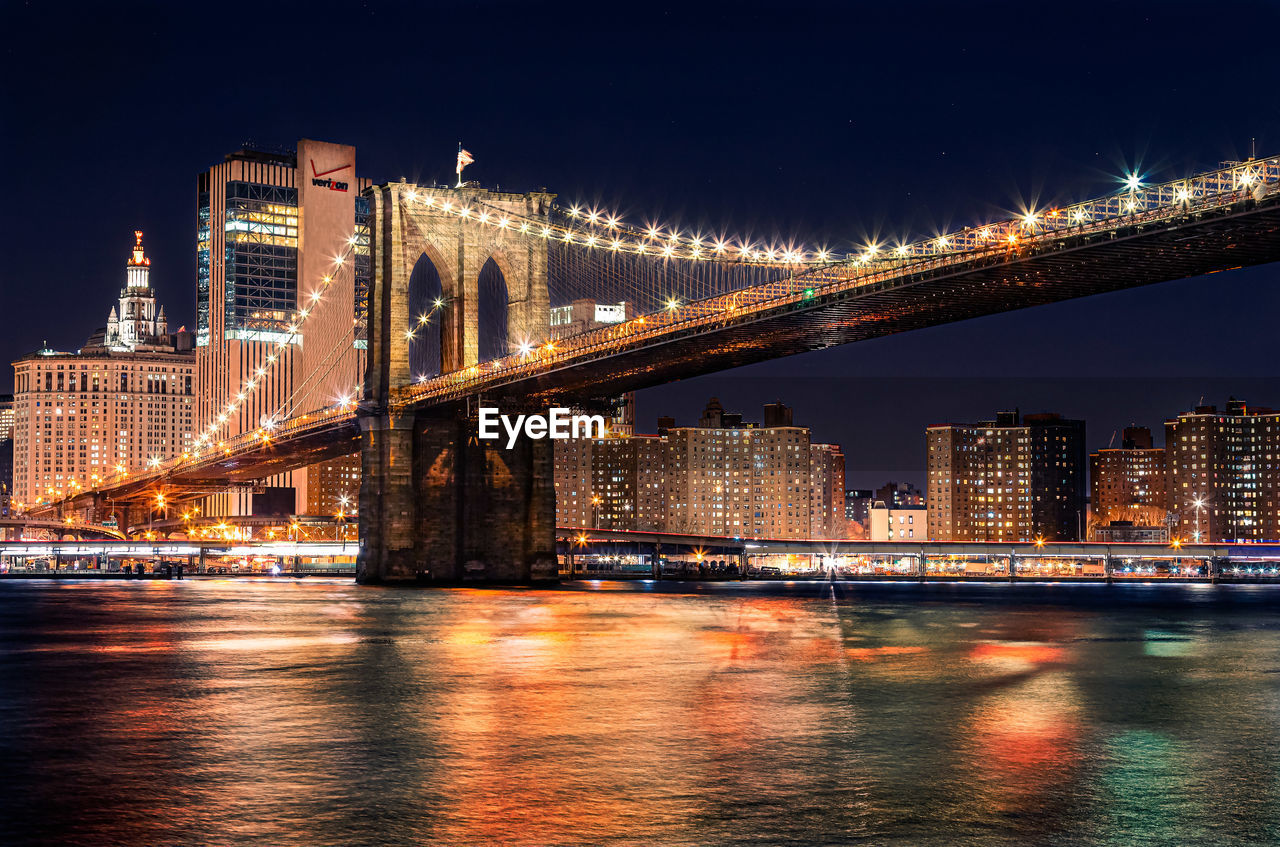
[196, 139, 370, 516]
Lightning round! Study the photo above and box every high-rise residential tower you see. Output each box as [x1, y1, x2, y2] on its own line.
[554, 400, 834, 540]
[927, 410, 1086, 542]
[1089, 426, 1168, 537]
[809, 443, 847, 539]
[1165, 398, 1280, 542]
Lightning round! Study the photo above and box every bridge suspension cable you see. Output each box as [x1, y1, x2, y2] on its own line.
[392, 155, 1280, 407]
[270, 323, 360, 424]
[397, 157, 1280, 337]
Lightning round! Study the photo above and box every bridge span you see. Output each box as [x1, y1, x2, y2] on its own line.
[29, 156, 1280, 584]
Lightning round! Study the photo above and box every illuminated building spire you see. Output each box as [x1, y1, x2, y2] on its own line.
[126, 230, 150, 289]
[107, 229, 162, 350]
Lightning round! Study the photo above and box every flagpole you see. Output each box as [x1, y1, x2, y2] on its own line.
[456, 141, 462, 188]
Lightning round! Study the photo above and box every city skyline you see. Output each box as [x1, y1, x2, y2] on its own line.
[8, 6, 1280, 847]
[5, 2, 1280, 492]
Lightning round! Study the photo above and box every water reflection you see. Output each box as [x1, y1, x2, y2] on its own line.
[2, 581, 1280, 844]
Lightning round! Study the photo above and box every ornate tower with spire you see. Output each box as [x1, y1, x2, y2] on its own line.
[105, 231, 167, 351]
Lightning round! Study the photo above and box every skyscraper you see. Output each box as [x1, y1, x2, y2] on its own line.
[0, 394, 13, 442]
[196, 140, 371, 515]
[0, 394, 13, 506]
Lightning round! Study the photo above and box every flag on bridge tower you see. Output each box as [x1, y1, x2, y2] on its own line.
[455, 144, 475, 187]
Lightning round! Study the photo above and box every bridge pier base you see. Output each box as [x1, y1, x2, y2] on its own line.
[357, 411, 558, 585]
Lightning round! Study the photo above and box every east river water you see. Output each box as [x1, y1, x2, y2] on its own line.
[2, 579, 1279, 845]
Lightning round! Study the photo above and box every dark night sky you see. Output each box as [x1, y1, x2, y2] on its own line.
[4, 0, 1280, 487]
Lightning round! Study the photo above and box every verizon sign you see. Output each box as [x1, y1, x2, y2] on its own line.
[310, 159, 351, 192]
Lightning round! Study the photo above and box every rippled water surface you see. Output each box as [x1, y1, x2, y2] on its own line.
[3, 579, 1280, 845]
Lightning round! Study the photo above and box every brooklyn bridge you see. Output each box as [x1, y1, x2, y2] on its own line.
[29, 156, 1280, 583]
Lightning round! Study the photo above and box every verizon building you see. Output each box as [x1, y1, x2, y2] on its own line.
[196, 139, 371, 515]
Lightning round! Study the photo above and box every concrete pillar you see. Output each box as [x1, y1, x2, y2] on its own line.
[653, 542, 662, 579]
[1008, 552, 1018, 582]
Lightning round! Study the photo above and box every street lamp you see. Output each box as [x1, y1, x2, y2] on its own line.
[591, 494, 602, 530]
[150, 492, 167, 536]
[1192, 496, 1207, 543]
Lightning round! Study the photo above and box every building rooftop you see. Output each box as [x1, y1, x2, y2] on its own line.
[226, 146, 297, 167]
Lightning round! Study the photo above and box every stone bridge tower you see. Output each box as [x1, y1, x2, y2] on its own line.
[358, 182, 558, 584]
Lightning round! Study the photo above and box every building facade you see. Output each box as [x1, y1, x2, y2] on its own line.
[554, 400, 836, 540]
[927, 410, 1085, 542]
[1089, 426, 1167, 539]
[11, 234, 196, 511]
[810, 443, 847, 539]
[1165, 398, 1280, 542]
[1, 394, 16, 442]
[870, 502, 927, 541]
[554, 435, 594, 529]
[874, 480, 924, 507]
[665, 403, 811, 538]
[196, 140, 371, 515]
[0, 394, 12, 503]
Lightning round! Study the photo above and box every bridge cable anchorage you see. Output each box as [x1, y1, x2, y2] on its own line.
[42, 156, 1280, 512]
